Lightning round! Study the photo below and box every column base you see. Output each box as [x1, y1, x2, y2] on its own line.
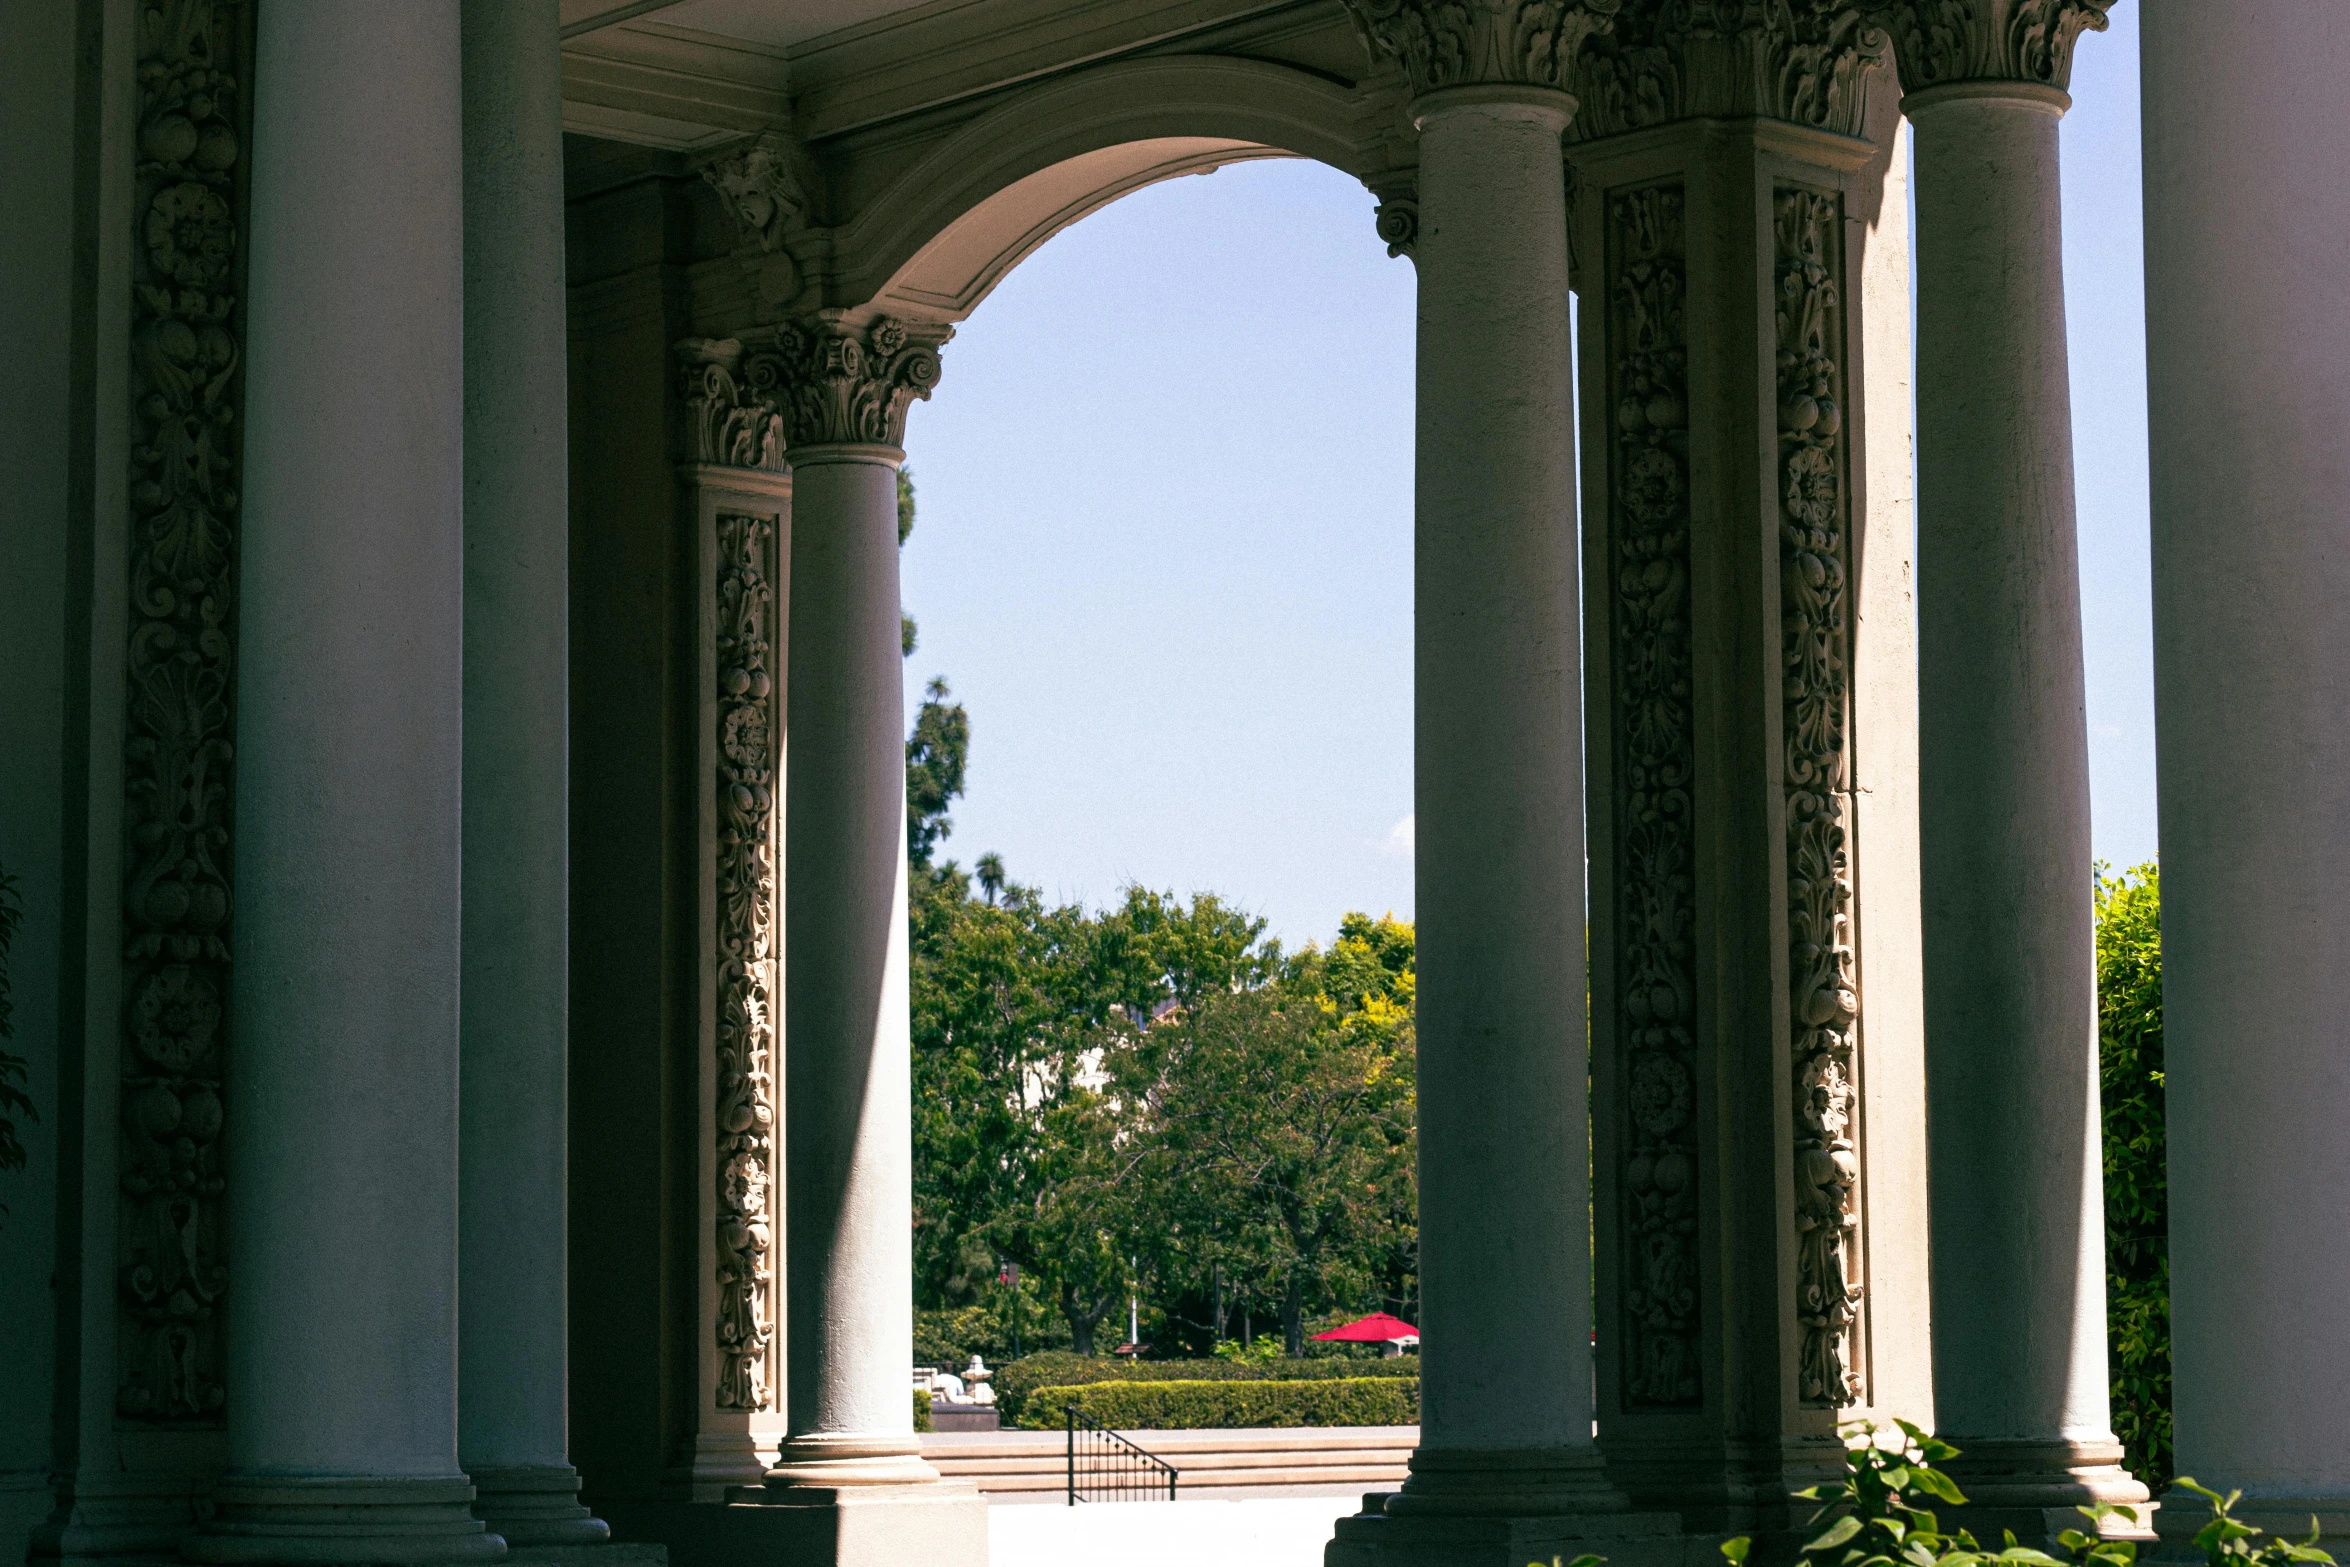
[468, 1467, 611, 1549]
[1938, 1439, 2152, 1548]
[1329, 1492, 1705, 1567]
[722, 1481, 986, 1567]
[184, 1477, 507, 1566]
[757, 1435, 940, 1489]
[1386, 1446, 1633, 1516]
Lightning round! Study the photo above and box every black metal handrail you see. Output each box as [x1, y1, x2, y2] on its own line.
[1065, 1405, 1178, 1503]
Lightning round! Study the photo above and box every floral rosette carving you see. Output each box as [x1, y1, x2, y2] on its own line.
[714, 512, 779, 1410]
[1608, 185, 1701, 1407]
[1343, 0, 1623, 97]
[1775, 185, 1863, 1409]
[748, 314, 944, 452]
[1869, 0, 2113, 93]
[117, 0, 245, 1426]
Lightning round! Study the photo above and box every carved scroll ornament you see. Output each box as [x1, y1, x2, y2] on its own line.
[117, 0, 246, 1426]
[1569, 0, 1893, 143]
[1343, 0, 1622, 98]
[1869, 0, 2113, 93]
[1775, 185, 1863, 1409]
[740, 314, 945, 453]
[679, 339, 787, 472]
[713, 511, 780, 1411]
[1608, 184, 1701, 1407]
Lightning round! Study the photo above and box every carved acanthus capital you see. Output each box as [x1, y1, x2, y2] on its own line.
[1868, 0, 2112, 97]
[1569, 0, 1893, 143]
[1344, 0, 1622, 100]
[739, 314, 947, 453]
[677, 339, 787, 471]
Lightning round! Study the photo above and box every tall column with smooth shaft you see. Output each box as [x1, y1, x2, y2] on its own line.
[1908, 72, 2143, 1528]
[745, 315, 955, 1512]
[2143, 1, 2350, 1541]
[190, 4, 498, 1562]
[1395, 86, 1619, 1517]
[774, 444, 924, 1482]
[458, 0, 608, 1547]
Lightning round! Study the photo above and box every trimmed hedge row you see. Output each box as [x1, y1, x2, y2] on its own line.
[1017, 1376, 1419, 1431]
[914, 1388, 933, 1433]
[993, 1352, 1418, 1425]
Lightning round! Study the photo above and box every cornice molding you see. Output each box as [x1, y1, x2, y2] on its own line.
[1342, 0, 1621, 99]
[1868, 0, 2111, 97]
[1567, 0, 1893, 144]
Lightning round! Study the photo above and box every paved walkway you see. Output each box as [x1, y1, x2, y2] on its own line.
[988, 1494, 1360, 1567]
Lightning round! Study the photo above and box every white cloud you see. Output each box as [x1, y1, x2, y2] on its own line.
[1379, 813, 1416, 859]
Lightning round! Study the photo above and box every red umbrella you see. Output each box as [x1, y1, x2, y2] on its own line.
[1312, 1312, 1419, 1343]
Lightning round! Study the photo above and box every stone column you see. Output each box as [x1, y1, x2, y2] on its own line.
[1567, 6, 1931, 1541]
[188, 4, 498, 1563]
[727, 314, 984, 1567]
[457, 0, 609, 1550]
[2142, 1, 2350, 1546]
[1884, 0, 2146, 1539]
[1329, 8, 1682, 1567]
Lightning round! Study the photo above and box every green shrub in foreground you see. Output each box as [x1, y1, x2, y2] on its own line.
[991, 1352, 1417, 1424]
[1018, 1375, 1417, 1431]
[914, 1388, 933, 1433]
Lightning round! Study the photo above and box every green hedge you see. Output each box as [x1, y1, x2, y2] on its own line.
[914, 1387, 934, 1433]
[2098, 862, 2168, 1486]
[1018, 1376, 1418, 1431]
[992, 1352, 1418, 1425]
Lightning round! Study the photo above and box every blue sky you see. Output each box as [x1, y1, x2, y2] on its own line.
[900, 14, 2155, 948]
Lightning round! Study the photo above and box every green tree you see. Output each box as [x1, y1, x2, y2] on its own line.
[2098, 861, 2168, 1484]
[905, 677, 970, 868]
[1118, 914, 1417, 1355]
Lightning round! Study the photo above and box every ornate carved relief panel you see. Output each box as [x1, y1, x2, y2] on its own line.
[1605, 183, 1702, 1410]
[117, 0, 250, 1427]
[1774, 185, 1865, 1409]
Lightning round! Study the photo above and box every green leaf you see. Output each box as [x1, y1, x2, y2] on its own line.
[1911, 1468, 1970, 1506]
[1721, 1539, 1753, 1566]
[1807, 1516, 1865, 1555]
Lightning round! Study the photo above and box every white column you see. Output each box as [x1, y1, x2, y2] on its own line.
[1907, 69, 2144, 1527]
[772, 439, 922, 1484]
[733, 313, 982, 1567]
[457, 0, 607, 1548]
[2143, 1, 2350, 1542]
[1390, 85, 1623, 1518]
[189, 4, 497, 1563]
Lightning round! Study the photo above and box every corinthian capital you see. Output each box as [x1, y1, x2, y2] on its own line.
[1871, 0, 2113, 95]
[1345, 0, 1622, 99]
[740, 313, 947, 453]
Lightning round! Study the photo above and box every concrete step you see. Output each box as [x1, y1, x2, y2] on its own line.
[922, 1425, 1416, 1502]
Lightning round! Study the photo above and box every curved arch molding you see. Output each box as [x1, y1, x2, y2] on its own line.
[835, 55, 1405, 323]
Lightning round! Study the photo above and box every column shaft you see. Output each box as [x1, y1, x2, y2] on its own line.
[458, 0, 607, 1547]
[2143, 0, 2350, 1539]
[1910, 83, 2142, 1523]
[193, 3, 496, 1561]
[773, 449, 929, 1483]
[1395, 90, 1620, 1515]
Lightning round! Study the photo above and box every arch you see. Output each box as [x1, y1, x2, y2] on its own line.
[835, 54, 1403, 324]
